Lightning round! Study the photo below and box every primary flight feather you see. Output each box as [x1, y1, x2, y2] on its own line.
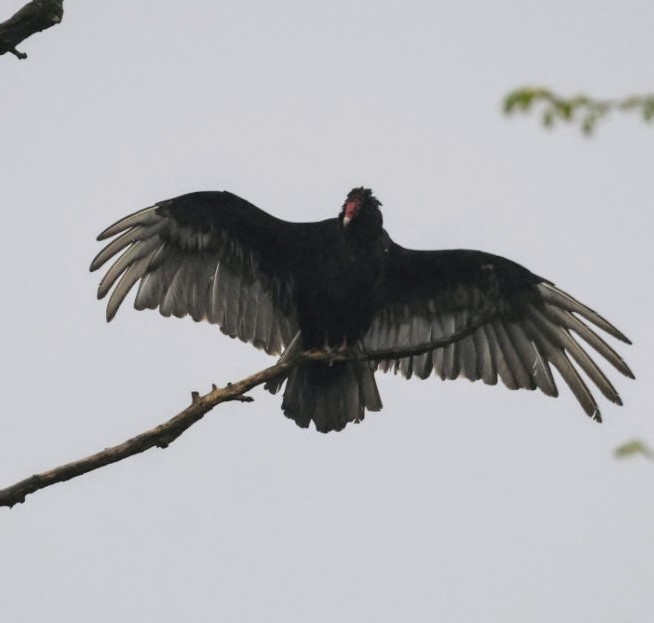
[91, 187, 633, 432]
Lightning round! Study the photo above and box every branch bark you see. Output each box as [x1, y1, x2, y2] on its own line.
[0, 310, 494, 508]
[0, 0, 64, 59]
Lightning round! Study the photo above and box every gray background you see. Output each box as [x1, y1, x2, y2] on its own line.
[1, 1, 652, 621]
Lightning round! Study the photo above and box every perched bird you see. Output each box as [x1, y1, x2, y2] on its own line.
[90, 187, 633, 432]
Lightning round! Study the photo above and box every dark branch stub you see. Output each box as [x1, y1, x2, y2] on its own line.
[0, 311, 494, 509]
[9, 47, 27, 60]
[0, 0, 64, 59]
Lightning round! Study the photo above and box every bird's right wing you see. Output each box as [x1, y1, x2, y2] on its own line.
[90, 191, 303, 355]
[364, 243, 633, 420]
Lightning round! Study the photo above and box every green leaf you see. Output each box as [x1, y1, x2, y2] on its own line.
[614, 439, 654, 461]
[557, 101, 573, 120]
[542, 109, 555, 128]
[581, 113, 598, 136]
[642, 99, 654, 121]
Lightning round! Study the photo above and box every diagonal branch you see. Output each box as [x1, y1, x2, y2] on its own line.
[0, 0, 64, 59]
[0, 309, 495, 508]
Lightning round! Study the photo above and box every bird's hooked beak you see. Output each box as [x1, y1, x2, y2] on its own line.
[342, 200, 360, 227]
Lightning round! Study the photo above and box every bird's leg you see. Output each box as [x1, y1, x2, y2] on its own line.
[322, 336, 337, 366]
[318, 336, 352, 366]
[332, 337, 357, 365]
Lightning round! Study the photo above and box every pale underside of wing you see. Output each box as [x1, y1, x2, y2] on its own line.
[91, 206, 298, 356]
[363, 282, 633, 421]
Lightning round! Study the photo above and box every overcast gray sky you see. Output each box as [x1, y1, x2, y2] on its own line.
[1, 1, 653, 621]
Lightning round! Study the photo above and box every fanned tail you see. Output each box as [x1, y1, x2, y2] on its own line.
[265, 337, 382, 432]
[282, 360, 382, 432]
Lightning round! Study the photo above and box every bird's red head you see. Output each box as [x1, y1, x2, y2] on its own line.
[340, 187, 382, 227]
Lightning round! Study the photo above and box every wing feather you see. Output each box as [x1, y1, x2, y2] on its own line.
[538, 282, 629, 342]
[539, 300, 633, 378]
[97, 238, 161, 299]
[364, 244, 632, 420]
[472, 325, 497, 385]
[505, 323, 556, 396]
[486, 321, 520, 390]
[91, 191, 299, 355]
[523, 317, 600, 420]
[443, 313, 461, 380]
[459, 328, 480, 382]
[97, 206, 160, 240]
[528, 304, 621, 405]
[107, 255, 152, 321]
[493, 318, 534, 390]
[431, 316, 446, 380]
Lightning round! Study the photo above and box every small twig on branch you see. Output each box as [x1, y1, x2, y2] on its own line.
[0, 310, 495, 508]
[0, 0, 64, 59]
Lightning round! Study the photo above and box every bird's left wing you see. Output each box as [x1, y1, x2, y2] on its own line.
[90, 191, 302, 355]
[363, 242, 633, 420]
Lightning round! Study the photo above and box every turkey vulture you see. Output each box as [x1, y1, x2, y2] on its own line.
[90, 187, 633, 432]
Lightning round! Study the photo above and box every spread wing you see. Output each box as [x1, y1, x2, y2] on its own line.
[90, 191, 301, 355]
[364, 242, 633, 420]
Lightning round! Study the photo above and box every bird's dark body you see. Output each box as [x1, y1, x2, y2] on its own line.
[292, 218, 388, 348]
[91, 187, 633, 432]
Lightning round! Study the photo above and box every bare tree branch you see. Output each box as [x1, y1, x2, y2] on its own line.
[0, 0, 64, 59]
[0, 310, 494, 508]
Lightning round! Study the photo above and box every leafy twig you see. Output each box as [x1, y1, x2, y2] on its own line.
[503, 87, 654, 135]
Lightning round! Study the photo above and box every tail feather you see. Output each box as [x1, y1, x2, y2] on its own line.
[280, 359, 382, 433]
[356, 361, 383, 411]
[264, 332, 302, 394]
[266, 336, 382, 432]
